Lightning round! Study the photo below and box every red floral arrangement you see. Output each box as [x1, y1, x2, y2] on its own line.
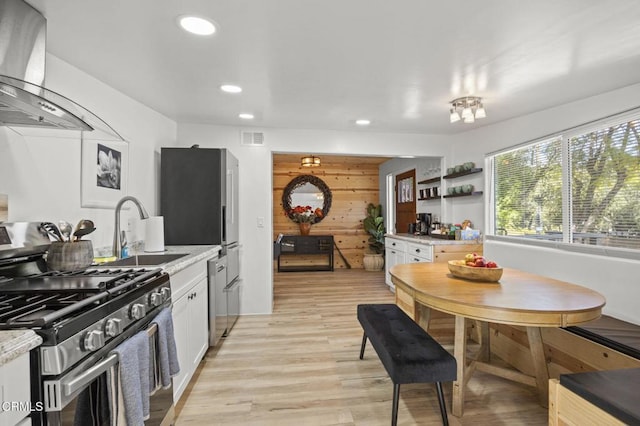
[286, 205, 324, 223]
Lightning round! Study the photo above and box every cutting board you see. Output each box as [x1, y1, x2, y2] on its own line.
[0, 194, 7, 222]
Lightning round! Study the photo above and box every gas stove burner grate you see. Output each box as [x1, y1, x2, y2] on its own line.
[0, 268, 166, 331]
[0, 268, 163, 294]
[0, 291, 107, 327]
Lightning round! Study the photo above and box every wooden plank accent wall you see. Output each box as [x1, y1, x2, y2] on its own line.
[273, 154, 390, 269]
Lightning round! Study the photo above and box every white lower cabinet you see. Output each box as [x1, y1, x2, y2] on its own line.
[0, 352, 32, 426]
[385, 237, 435, 290]
[171, 260, 210, 403]
[406, 242, 433, 263]
[385, 238, 406, 290]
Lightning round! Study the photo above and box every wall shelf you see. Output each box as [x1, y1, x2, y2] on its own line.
[443, 191, 483, 199]
[418, 176, 441, 185]
[418, 197, 441, 201]
[443, 168, 483, 179]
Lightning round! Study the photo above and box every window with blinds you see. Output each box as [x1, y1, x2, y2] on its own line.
[491, 115, 640, 252]
[570, 119, 640, 249]
[494, 137, 563, 237]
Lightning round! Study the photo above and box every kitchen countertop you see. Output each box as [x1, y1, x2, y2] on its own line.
[133, 245, 222, 275]
[0, 330, 42, 367]
[385, 233, 482, 245]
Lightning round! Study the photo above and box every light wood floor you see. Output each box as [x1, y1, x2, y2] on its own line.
[175, 269, 547, 425]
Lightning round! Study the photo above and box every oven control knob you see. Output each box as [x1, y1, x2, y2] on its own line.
[83, 330, 105, 351]
[130, 303, 146, 320]
[104, 318, 123, 337]
[149, 292, 163, 307]
[160, 287, 171, 301]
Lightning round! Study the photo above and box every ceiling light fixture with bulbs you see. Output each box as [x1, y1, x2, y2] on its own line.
[449, 96, 486, 124]
[301, 155, 321, 167]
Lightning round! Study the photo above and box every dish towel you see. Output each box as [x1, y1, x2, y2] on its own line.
[111, 330, 150, 425]
[151, 307, 180, 388]
[106, 363, 121, 426]
[73, 371, 111, 426]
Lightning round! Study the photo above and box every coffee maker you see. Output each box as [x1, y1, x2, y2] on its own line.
[415, 213, 432, 235]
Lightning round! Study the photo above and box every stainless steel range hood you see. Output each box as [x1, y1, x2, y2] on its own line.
[0, 0, 123, 140]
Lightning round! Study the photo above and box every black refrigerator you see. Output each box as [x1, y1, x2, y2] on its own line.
[160, 146, 240, 343]
[160, 146, 238, 249]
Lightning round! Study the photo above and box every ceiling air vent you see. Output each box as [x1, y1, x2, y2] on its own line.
[240, 131, 264, 146]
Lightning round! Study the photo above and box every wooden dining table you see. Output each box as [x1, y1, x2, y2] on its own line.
[389, 262, 606, 417]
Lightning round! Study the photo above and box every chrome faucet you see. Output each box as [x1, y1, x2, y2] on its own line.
[113, 196, 149, 258]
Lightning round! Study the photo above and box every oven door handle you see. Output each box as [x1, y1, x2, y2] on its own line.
[44, 352, 120, 411]
[63, 324, 159, 397]
[63, 352, 119, 396]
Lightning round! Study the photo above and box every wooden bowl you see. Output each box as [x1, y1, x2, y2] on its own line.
[447, 260, 503, 282]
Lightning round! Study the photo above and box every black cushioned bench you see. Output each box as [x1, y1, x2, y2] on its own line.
[565, 315, 640, 360]
[357, 304, 457, 426]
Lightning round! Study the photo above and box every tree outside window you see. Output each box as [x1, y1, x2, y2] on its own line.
[492, 118, 640, 251]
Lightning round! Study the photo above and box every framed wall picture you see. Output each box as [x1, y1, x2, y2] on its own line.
[81, 138, 129, 208]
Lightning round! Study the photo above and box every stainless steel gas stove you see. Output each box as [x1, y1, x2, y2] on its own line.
[0, 222, 175, 425]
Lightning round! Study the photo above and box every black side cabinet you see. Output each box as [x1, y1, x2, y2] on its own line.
[277, 235, 334, 272]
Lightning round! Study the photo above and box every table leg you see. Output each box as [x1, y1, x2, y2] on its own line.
[416, 304, 431, 332]
[527, 326, 549, 408]
[452, 315, 467, 417]
[476, 320, 490, 362]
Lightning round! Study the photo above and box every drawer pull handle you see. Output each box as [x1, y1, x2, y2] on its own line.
[415, 248, 420, 253]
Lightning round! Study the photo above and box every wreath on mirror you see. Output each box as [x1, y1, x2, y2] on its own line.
[282, 175, 332, 224]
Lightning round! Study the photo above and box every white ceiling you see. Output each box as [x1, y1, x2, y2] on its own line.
[27, 0, 640, 135]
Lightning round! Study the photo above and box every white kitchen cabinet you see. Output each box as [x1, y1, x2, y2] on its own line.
[406, 242, 433, 263]
[170, 259, 210, 403]
[171, 290, 189, 402]
[384, 237, 406, 291]
[0, 352, 32, 426]
[187, 278, 208, 371]
[385, 237, 436, 290]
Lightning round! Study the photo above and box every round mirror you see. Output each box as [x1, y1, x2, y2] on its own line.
[282, 175, 332, 223]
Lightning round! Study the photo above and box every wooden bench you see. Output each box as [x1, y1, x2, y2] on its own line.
[550, 315, 640, 424]
[565, 314, 640, 360]
[357, 304, 457, 426]
[550, 368, 640, 425]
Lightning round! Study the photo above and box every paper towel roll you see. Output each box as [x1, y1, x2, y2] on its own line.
[145, 216, 165, 252]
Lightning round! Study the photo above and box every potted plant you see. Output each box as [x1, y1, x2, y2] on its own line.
[363, 203, 385, 271]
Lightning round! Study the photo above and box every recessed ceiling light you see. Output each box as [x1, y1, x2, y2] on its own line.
[178, 15, 216, 36]
[355, 119, 371, 126]
[239, 113, 254, 120]
[220, 84, 242, 93]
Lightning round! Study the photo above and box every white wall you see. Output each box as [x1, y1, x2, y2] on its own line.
[0, 54, 177, 251]
[448, 82, 640, 324]
[176, 124, 450, 314]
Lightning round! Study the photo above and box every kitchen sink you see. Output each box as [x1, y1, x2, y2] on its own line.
[101, 253, 188, 267]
